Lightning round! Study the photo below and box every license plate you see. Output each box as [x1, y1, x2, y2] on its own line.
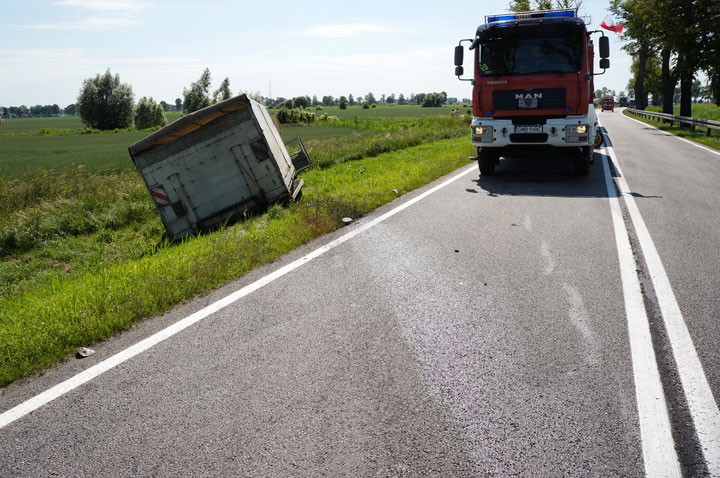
[514, 126, 543, 134]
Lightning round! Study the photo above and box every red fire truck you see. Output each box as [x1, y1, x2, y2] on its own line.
[454, 9, 609, 176]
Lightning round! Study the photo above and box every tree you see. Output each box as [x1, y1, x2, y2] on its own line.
[77, 69, 134, 130]
[322, 95, 334, 106]
[134, 97, 167, 129]
[415, 93, 426, 105]
[365, 92, 376, 104]
[348, 94, 355, 105]
[213, 77, 232, 103]
[422, 92, 444, 107]
[611, 0, 656, 110]
[183, 68, 212, 114]
[509, 0, 531, 10]
[312, 95, 319, 106]
[292, 96, 310, 108]
[386, 94, 396, 104]
[509, 0, 583, 10]
[175, 98, 182, 111]
[380, 93, 386, 104]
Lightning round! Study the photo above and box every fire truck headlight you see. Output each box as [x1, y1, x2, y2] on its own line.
[472, 125, 493, 142]
[569, 125, 588, 134]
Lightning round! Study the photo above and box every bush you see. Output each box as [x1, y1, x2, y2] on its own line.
[276, 107, 316, 124]
[339, 102, 347, 110]
[76, 69, 134, 130]
[371, 103, 377, 108]
[362, 102, 370, 109]
[315, 106, 323, 110]
[134, 97, 167, 129]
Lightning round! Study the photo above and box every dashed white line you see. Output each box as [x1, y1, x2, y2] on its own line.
[0, 163, 479, 431]
[599, 142, 682, 477]
[603, 136, 720, 476]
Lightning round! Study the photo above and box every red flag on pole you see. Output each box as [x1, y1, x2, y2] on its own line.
[600, 15, 624, 33]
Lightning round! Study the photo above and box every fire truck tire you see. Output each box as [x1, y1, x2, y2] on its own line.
[478, 149, 496, 175]
[594, 130, 603, 148]
[575, 148, 591, 176]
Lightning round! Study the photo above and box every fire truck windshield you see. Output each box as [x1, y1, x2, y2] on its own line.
[478, 24, 582, 77]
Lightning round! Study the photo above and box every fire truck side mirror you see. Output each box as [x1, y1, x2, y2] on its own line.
[454, 45, 464, 66]
[600, 58, 610, 69]
[455, 66, 464, 76]
[599, 36, 610, 59]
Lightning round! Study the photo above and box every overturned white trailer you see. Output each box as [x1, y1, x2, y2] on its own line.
[128, 95, 310, 241]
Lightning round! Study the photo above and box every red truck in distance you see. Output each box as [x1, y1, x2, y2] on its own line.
[454, 9, 609, 176]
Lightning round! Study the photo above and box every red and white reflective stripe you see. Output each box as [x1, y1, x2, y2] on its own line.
[149, 184, 170, 207]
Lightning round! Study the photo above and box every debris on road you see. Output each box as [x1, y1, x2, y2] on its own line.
[76, 347, 95, 358]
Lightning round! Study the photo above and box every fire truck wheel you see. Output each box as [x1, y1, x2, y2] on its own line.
[574, 148, 591, 176]
[594, 130, 603, 148]
[478, 149, 496, 176]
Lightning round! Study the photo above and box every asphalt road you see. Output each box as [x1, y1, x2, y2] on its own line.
[1, 109, 718, 477]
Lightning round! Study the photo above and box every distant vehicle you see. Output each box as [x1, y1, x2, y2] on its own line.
[601, 96, 615, 112]
[629, 99, 636, 107]
[619, 96, 628, 107]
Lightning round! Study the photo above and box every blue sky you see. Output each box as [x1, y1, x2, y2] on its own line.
[1, 0, 633, 107]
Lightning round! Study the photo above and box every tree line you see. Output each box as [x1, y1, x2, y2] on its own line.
[610, 0, 720, 114]
[1, 67, 468, 130]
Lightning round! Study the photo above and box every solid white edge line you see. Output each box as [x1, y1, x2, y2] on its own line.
[0, 163, 479, 430]
[599, 142, 681, 477]
[620, 109, 720, 157]
[602, 132, 720, 476]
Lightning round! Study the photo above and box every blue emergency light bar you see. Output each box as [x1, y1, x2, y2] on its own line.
[485, 9, 576, 24]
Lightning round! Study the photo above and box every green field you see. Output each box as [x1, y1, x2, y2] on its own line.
[0, 110, 472, 386]
[272, 103, 472, 120]
[645, 103, 720, 121]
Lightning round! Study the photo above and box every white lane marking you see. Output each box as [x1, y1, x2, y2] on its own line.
[600, 142, 682, 477]
[0, 164, 479, 430]
[540, 239, 555, 275]
[561, 283, 599, 366]
[603, 138, 720, 476]
[621, 111, 720, 157]
[523, 215, 533, 232]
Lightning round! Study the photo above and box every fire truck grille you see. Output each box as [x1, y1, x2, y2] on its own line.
[492, 88, 566, 111]
[509, 133, 549, 143]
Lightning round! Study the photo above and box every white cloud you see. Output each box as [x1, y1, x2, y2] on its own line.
[302, 24, 392, 38]
[53, 0, 149, 14]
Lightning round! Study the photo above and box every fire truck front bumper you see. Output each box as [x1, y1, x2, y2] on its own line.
[470, 115, 596, 149]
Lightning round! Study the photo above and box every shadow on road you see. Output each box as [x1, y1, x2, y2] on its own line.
[468, 152, 609, 198]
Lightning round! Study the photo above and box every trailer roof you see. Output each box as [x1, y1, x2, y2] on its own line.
[128, 94, 251, 157]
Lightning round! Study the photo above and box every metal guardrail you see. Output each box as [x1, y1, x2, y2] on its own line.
[626, 108, 720, 137]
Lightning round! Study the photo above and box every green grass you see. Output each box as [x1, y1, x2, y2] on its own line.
[0, 116, 86, 134]
[275, 104, 473, 120]
[0, 138, 474, 387]
[0, 132, 149, 176]
[645, 103, 720, 121]
[624, 109, 720, 151]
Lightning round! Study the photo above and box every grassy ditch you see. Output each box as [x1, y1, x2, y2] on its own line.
[0, 137, 474, 387]
[624, 109, 720, 151]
